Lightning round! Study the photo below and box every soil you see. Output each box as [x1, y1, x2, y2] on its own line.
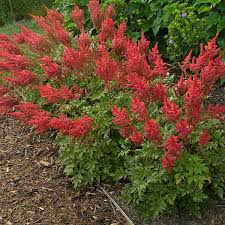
[0, 85, 225, 225]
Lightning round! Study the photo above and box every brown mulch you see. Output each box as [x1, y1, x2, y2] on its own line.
[0, 116, 128, 225]
[1, 81, 225, 225]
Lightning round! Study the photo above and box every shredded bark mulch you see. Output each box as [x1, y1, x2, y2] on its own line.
[0, 116, 128, 225]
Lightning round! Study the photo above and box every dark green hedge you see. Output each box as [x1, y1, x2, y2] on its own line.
[0, 0, 53, 25]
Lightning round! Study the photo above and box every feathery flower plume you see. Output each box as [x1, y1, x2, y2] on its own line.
[176, 119, 192, 139]
[199, 129, 210, 147]
[144, 119, 161, 143]
[111, 21, 127, 56]
[98, 17, 115, 43]
[161, 98, 181, 122]
[131, 97, 148, 122]
[39, 56, 61, 79]
[71, 5, 85, 29]
[88, 0, 104, 30]
[5, 70, 38, 87]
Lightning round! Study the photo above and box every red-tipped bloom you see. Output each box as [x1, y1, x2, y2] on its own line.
[131, 97, 148, 122]
[127, 73, 151, 102]
[161, 98, 181, 122]
[176, 119, 192, 139]
[175, 74, 187, 97]
[77, 27, 90, 50]
[207, 104, 225, 119]
[5, 70, 37, 86]
[39, 56, 61, 79]
[152, 82, 168, 103]
[71, 5, 85, 29]
[0, 84, 9, 97]
[98, 17, 115, 43]
[112, 105, 132, 138]
[129, 128, 143, 145]
[185, 75, 203, 125]
[111, 21, 127, 56]
[144, 119, 161, 142]
[199, 129, 210, 147]
[88, 0, 104, 30]
[0, 96, 17, 115]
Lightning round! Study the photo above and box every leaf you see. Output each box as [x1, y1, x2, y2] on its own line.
[195, 0, 221, 6]
[205, 12, 221, 27]
[217, 17, 225, 32]
[198, 5, 212, 14]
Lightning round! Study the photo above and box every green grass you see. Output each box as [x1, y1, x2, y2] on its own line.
[0, 19, 39, 35]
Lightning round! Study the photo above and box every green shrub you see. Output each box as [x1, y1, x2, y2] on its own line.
[0, 0, 54, 25]
[0, 2, 225, 219]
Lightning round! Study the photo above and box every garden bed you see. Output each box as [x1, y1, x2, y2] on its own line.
[1, 115, 225, 225]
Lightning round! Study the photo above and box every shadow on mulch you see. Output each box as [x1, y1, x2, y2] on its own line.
[0, 116, 225, 225]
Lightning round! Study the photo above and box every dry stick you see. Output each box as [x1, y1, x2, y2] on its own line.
[98, 184, 135, 225]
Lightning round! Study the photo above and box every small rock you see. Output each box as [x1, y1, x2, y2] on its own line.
[5, 221, 12, 225]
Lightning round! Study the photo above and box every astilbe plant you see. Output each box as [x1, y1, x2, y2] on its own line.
[0, 1, 225, 219]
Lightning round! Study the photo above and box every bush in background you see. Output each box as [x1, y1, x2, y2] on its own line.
[0, 0, 54, 25]
[0, 1, 225, 219]
[53, 0, 225, 62]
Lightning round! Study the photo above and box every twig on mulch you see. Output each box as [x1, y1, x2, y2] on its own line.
[98, 184, 135, 225]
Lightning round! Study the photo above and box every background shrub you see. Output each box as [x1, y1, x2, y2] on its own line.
[0, 0, 54, 25]
[53, 0, 225, 62]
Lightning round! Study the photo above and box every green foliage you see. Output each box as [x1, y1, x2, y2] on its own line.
[163, 3, 208, 61]
[0, 0, 54, 25]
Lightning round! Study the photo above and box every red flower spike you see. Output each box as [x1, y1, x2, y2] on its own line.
[68, 116, 93, 139]
[165, 136, 183, 156]
[161, 98, 181, 122]
[207, 104, 225, 119]
[95, 52, 118, 83]
[98, 17, 115, 43]
[176, 119, 192, 139]
[0, 52, 31, 71]
[131, 97, 148, 122]
[127, 73, 151, 102]
[46, 7, 64, 24]
[71, 5, 85, 29]
[112, 105, 133, 138]
[0, 96, 17, 115]
[111, 21, 127, 56]
[185, 75, 203, 125]
[129, 128, 144, 145]
[144, 119, 161, 142]
[77, 27, 90, 50]
[39, 56, 61, 79]
[5, 70, 37, 87]
[27, 111, 51, 133]
[106, 3, 114, 18]
[62, 47, 89, 72]
[126, 40, 151, 77]
[175, 74, 187, 97]
[199, 129, 211, 147]
[138, 32, 150, 56]
[0, 84, 10, 97]
[162, 154, 176, 173]
[52, 20, 71, 46]
[88, 0, 104, 30]
[152, 82, 168, 103]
